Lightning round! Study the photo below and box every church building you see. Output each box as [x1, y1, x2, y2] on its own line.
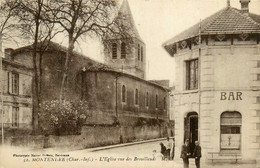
[1, 0, 171, 145]
[163, 0, 260, 163]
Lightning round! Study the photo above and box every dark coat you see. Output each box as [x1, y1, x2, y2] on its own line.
[180, 144, 190, 159]
[160, 144, 166, 155]
[193, 145, 201, 158]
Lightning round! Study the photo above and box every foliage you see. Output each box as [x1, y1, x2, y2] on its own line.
[39, 100, 90, 135]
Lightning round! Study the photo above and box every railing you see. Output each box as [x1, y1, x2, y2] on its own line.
[208, 152, 241, 163]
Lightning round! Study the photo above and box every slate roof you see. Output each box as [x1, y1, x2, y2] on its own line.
[118, 0, 142, 40]
[106, 0, 143, 42]
[163, 6, 260, 55]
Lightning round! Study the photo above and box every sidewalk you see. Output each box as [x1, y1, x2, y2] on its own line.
[82, 137, 167, 152]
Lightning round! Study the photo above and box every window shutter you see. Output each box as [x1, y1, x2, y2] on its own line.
[8, 72, 12, 94]
[18, 74, 22, 95]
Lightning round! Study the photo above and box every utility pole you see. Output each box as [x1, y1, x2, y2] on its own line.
[0, 32, 4, 145]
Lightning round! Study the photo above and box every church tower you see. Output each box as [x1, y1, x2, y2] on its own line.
[103, 0, 146, 79]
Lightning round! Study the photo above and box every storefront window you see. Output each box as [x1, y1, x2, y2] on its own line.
[220, 111, 241, 150]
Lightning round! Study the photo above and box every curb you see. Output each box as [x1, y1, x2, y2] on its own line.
[86, 137, 169, 152]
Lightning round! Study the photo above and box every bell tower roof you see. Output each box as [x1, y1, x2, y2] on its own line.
[117, 0, 143, 41]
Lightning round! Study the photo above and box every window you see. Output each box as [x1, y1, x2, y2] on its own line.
[12, 73, 19, 94]
[121, 42, 126, 59]
[186, 59, 198, 90]
[164, 97, 167, 110]
[141, 46, 144, 62]
[146, 92, 149, 107]
[155, 94, 158, 108]
[257, 61, 260, 67]
[112, 43, 117, 59]
[122, 85, 126, 103]
[8, 72, 19, 95]
[135, 89, 139, 105]
[221, 126, 240, 134]
[138, 44, 140, 60]
[12, 106, 19, 127]
[220, 111, 242, 150]
[257, 74, 260, 81]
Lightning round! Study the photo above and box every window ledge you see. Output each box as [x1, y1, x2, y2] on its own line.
[182, 89, 199, 94]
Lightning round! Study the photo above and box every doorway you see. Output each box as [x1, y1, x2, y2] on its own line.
[184, 112, 198, 156]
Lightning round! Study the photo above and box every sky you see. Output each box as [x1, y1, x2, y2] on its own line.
[78, 0, 260, 86]
[3, 0, 260, 86]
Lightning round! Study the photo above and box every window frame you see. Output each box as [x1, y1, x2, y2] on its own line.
[146, 91, 149, 107]
[163, 97, 167, 110]
[122, 85, 126, 103]
[186, 59, 198, 90]
[220, 111, 242, 151]
[155, 94, 158, 109]
[141, 46, 143, 62]
[8, 72, 19, 95]
[135, 88, 139, 105]
[138, 44, 140, 60]
[112, 43, 117, 59]
[12, 106, 19, 128]
[121, 42, 126, 59]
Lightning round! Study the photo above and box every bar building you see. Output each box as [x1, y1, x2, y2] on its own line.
[163, 0, 260, 163]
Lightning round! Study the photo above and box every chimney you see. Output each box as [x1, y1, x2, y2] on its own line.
[4, 48, 14, 60]
[227, 0, 230, 7]
[240, 0, 250, 13]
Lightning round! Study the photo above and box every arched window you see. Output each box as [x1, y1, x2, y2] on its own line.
[164, 97, 166, 109]
[155, 94, 158, 108]
[121, 42, 126, 59]
[135, 89, 139, 105]
[122, 85, 126, 103]
[146, 92, 149, 107]
[220, 111, 242, 150]
[138, 44, 140, 60]
[141, 46, 144, 62]
[112, 43, 117, 59]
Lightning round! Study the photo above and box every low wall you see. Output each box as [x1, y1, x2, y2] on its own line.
[3, 125, 170, 150]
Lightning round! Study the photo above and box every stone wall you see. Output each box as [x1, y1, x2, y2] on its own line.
[3, 125, 170, 150]
[82, 71, 169, 126]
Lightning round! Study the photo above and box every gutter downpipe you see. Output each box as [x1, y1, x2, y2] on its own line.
[198, 19, 202, 143]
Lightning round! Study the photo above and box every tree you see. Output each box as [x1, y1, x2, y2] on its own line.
[0, 0, 20, 45]
[43, 0, 130, 100]
[9, 0, 61, 132]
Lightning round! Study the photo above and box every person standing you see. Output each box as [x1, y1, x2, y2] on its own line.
[193, 141, 201, 168]
[160, 142, 167, 160]
[180, 139, 191, 168]
[170, 138, 175, 160]
[165, 137, 172, 160]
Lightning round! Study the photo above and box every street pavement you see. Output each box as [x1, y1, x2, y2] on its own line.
[0, 140, 258, 168]
[70, 140, 258, 168]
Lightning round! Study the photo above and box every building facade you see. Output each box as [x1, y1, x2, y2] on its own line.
[163, 0, 260, 162]
[0, 49, 33, 135]
[1, 0, 171, 142]
[81, 69, 169, 126]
